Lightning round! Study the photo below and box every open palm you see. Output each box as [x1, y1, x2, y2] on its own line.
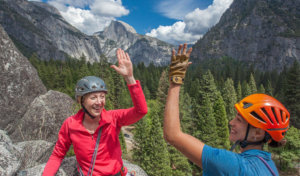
[110, 48, 133, 77]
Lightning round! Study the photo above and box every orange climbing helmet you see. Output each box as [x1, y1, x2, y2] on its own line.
[235, 94, 290, 142]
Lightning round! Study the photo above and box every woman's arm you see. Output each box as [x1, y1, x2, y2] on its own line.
[163, 43, 205, 168]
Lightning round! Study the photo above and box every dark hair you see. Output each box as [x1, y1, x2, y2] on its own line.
[268, 139, 287, 148]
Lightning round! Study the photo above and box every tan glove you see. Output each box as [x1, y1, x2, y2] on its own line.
[169, 54, 190, 85]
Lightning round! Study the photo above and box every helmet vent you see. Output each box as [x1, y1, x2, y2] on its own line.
[262, 108, 274, 125]
[271, 107, 279, 124]
[243, 102, 253, 109]
[250, 111, 266, 123]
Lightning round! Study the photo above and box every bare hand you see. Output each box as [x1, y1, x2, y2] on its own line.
[110, 49, 136, 84]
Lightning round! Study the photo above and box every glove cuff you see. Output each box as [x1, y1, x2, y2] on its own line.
[170, 76, 184, 85]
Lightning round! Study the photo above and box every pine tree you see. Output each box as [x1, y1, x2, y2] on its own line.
[257, 84, 265, 94]
[213, 97, 230, 149]
[265, 80, 273, 96]
[284, 60, 300, 128]
[197, 70, 221, 106]
[236, 81, 242, 101]
[133, 100, 171, 176]
[193, 94, 217, 147]
[222, 78, 237, 121]
[248, 73, 257, 94]
[242, 81, 251, 98]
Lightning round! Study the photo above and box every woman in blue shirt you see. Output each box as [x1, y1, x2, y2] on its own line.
[164, 43, 290, 176]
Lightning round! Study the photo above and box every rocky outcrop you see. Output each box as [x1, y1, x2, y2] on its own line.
[10, 90, 74, 143]
[0, 0, 173, 66]
[0, 24, 47, 134]
[0, 130, 21, 176]
[1, 130, 148, 176]
[191, 0, 300, 71]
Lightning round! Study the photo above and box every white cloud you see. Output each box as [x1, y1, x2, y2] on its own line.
[90, 0, 129, 17]
[146, 21, 202, 45]
[45, 0, 129, 35]
[156, 0, 196, 20]
[147, 0, 233, 45]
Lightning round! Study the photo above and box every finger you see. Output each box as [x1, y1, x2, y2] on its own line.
[117, 48, 121, 60]
[182, 43, 187, 55]
[110, 65, 120, 72]
[186, 48, 193, 57]
[121, 49, 126, 60]
[125, 53, 130, 61]
[177, 44, 182, 56]
[172, 49, 176, 57]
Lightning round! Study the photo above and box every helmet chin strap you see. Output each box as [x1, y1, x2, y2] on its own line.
[230, 124, 269, 151]
[81, 97, 96, 119]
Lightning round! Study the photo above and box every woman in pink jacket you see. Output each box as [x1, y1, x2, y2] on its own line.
[43, 49, 147, 176]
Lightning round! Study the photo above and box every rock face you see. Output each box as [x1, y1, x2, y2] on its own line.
[0, 0, 173, 66]
[10, 90, 74, 143]
[0, 24, 47, 134]
[0, 130, 21, 176]
[191, 0, 300, 71]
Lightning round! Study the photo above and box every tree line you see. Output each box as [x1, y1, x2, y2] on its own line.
[28, 54, 300, 176]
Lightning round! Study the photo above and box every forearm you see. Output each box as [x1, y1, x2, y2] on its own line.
[163, 83, 182, 142]
[42, 155, 63, 176]
[163, 83, 204, 168]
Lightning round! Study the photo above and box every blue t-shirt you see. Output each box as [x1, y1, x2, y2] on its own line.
[202, 145, 279, 176]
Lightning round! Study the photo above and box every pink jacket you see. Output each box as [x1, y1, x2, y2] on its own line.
[43, 81, 147, 176]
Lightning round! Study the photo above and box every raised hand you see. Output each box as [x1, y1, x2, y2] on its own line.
[169, 43, 192, 85]
[110, 48, 136, 84]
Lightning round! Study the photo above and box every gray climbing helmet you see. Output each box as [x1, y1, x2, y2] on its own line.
[75, 76, 107, 100]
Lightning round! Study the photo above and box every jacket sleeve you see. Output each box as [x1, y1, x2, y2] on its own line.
[42, 118, 72, 176]
[115, 80, 148, 126]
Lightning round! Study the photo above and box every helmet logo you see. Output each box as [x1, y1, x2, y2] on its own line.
[243, 102, 253, 109]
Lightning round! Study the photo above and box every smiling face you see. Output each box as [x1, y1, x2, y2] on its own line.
[229, 113, 249, 142]
[82, 91, 106, 119]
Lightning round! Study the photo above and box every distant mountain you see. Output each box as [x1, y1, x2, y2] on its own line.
[0, 0, 173, 66]
[191, 0, 300, 71]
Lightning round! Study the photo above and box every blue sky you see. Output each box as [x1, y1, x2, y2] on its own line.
[29, 0, 233, 45]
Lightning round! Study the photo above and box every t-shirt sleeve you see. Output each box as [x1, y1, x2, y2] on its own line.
[202, 145, 242, 175]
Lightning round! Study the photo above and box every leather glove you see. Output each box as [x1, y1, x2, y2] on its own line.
[169, 54, 190, 85]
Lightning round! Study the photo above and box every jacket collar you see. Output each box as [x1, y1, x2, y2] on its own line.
[74, 109, 110, 127]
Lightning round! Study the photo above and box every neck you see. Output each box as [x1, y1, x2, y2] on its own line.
[240, 144, 263, 152]
[84, 113, 100, 124]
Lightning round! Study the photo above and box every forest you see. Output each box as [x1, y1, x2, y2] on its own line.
[28, 53, 300, 176]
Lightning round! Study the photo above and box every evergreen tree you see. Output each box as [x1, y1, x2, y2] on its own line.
[197, 70, 221, 106]
[248, 73, 257, 94]
[179, 88, 194, 134]
[213, 97, 230, 149]
[284, 60, 300, 128]
[242, 81, 251, 98]
[265, 80, 273, 96]
[257, 84, 265, 94]
[236, 81, 242, 101]
[222, 78, 237, 121]
[133, 100, 171, 176]
[193, 94, 217, 147]
[168, 145, 193, 176]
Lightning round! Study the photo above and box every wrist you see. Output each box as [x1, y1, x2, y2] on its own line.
[124, 76, 136, 84]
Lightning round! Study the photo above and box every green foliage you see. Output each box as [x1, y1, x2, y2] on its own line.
[133, 100, 172, 176]
[269, 126, 300, 172]
[222, 78, 237, 121]
[284, 60, 300, 128]
[213, 97, 230, 150]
